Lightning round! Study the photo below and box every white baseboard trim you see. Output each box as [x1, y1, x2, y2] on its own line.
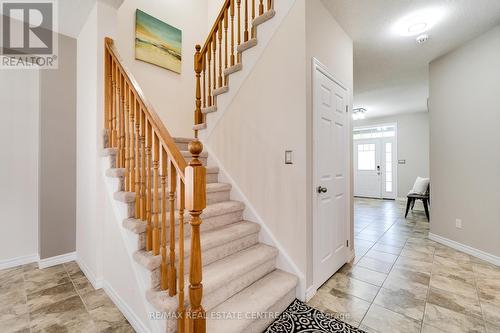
[347, 249, 355, 262]
[305, 286, 317, 302]
[429, 233, 500, 266]
[38, 252, 76, 269]
[0, 253, 39, 270]
[77, 258, 103, 289]
[102, 281, 151, 333]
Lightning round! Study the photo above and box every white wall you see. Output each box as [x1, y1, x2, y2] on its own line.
[0, 70, 39, 264]
[429, 25, 500, 258]
[115, 0, 208, 138]
[77, 2, 100, 280]
[206, 0, 308, 285]
[306, 0, 354, 287]
[354, 112, 430, 197]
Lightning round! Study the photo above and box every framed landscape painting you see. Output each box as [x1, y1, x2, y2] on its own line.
[135, 9, 182, 73]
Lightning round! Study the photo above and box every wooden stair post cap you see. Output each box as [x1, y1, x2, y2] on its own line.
[188, 140, 203, 159]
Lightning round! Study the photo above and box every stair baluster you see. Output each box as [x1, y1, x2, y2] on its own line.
[230, 0, 235, 66]
[120, 75, 126, 168]
[202, 54, 206, 111]
[177, 181, 186, 332]
[152, 134, 160, 255]
[218, 21, 223, 88]
[134, 101, 141, 219]
[117, 71, 123, 167]
[168, 161, 177, 296]
[145, 122, 152, 251]
[111, 61, 117, 148]
[207, 42, 212, 108]
[237, 0, 241, 62]
[140, 110, 146, 221]
[251, 0, 256, 38]
[104, 52, 111, 145]
[212, 36, 216, 94]
[224, 10, 229, 86]
[129, 96, 136, 201]
[244, 0, 249, 42]
[160, 148, 168, 291]
[124, 85, 130, 191]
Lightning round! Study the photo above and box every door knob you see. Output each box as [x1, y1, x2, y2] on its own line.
[317, 186, 328, 194]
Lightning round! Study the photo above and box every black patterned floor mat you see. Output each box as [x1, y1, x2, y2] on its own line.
[264, 299, 367, 333]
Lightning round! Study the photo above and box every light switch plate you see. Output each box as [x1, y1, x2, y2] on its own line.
[285, 150, 293, 164]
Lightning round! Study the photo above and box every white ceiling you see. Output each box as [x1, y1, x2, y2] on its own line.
[322, 0, 500, 119]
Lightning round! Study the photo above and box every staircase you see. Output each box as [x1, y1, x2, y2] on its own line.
[102, 1, 297, 332]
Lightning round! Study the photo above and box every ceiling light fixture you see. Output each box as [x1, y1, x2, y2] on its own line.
[393, 8, 445, 37]
[353, 108, 366, 120]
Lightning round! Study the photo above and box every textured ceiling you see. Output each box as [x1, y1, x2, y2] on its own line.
[322, 0, 500, 118]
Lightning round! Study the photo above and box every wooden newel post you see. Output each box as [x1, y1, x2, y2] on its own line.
[194, 45, 203, 133]
[186, 139, 206, 333]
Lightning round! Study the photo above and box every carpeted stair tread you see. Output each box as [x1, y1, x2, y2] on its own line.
[223, 63, 243, 76]
[105, 168, 126, 177]
[192, 123, 207, 131]
[113, 182, 230, 205]
[122, 200, 245, 235]
[146, 244, 278, 313]
[253, 9, 276, 27]
[101, 147, 118, 156]
[201, 105, 217, 114]
[207, 269, 298, 332]
[132, 221, 260, 271]
[237, 38, 258, 53]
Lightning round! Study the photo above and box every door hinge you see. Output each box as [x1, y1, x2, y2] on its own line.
[346, 240, 349, 247]
[346, 105, 349, 113]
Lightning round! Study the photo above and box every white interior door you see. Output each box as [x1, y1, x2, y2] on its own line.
[353, 135, 397, 199]
[313, 60, 348, 289]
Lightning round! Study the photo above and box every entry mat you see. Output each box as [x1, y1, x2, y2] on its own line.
[264, 299, 367, 333]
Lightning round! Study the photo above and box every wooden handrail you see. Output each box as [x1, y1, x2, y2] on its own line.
[105, 38, 187, 179]
[200, 0, 231, 56]
[193, 0, 274, 134]
[104, 37, 206, 333]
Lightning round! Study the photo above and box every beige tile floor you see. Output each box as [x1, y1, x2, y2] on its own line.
[308, 198, 500, 333]
[0, 261, 135, 333]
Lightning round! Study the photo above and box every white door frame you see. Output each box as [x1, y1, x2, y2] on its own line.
[312, 58, 351, 291]
[353, 122, 398, 199]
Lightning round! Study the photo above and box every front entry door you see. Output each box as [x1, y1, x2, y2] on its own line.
[354, 136, 397, 199]
[313, 60, 348, 289]
[354, 140, 382, 198]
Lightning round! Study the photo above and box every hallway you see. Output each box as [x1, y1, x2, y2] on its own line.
[308, 198, 500, 333]
[0, 261, 134, 332]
